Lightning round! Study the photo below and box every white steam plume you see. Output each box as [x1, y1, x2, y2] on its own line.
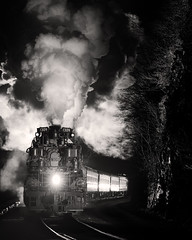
[1, 150, 27, 203]
[0, 60, 49, 151]
[0, 94, 48, 151]
[0, 61, 17, 90]
[26, 0, 113, 58]
[26, 0, 70, 23]
[73, 5, 113, 58]
[76, 67, 135, 159]
[0, 63, 49, 202]
[22, 34, 96, 127]
[22, 0, 113, 127]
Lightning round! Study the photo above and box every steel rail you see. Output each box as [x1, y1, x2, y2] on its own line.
[74, 217, 127, 240]
[41, 218, 77, 240]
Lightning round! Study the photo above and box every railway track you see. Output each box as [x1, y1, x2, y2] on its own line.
[0, 206, 126, 240]
[42, 218, 76, 240]
[0, 206, 61, 240]
[1, 204, 186, 240]
[42, 214, 127, 240]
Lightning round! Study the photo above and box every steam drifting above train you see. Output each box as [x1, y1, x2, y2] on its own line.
[24, 125, 128, 215]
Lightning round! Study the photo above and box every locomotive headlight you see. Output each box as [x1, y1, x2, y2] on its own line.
[51, 173, 61, 187]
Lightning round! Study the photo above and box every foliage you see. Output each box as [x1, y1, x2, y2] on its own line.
[123, 0, 192, 224]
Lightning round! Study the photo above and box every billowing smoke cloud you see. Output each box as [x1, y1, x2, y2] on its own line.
[1, 60, 49, 152]
[0, 61, 17, 89]
[22, 0, 141, 159]
[1, 150, 27, 203]
[72, 5, 112, 58]
[25, 0, 112, 57]
[22, 0, 114, 127]
[26, 0, 70, 23]
[0, 94, 48, 151]
[0, 63, 48, 201]
[77, 67, 135, 159]
[22, 34, 96, 127]
[0, 60, 48, 151]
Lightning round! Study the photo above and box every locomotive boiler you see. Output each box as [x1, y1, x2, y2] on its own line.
[24, 125, 128, 215]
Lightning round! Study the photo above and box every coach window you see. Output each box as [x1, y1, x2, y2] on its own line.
[40, 148, 44, 157]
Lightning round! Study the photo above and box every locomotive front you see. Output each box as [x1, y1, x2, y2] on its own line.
[24, 125, 86, 215]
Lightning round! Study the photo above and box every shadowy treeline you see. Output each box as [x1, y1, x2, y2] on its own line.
[123, 0, 192, 229]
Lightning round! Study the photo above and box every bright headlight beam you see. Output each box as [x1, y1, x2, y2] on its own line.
[51, 173, 61, 187]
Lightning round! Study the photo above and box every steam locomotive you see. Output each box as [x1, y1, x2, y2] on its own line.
[24, 125, 128, 215]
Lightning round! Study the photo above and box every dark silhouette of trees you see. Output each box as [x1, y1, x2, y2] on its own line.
[121, 0, 192, 226]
